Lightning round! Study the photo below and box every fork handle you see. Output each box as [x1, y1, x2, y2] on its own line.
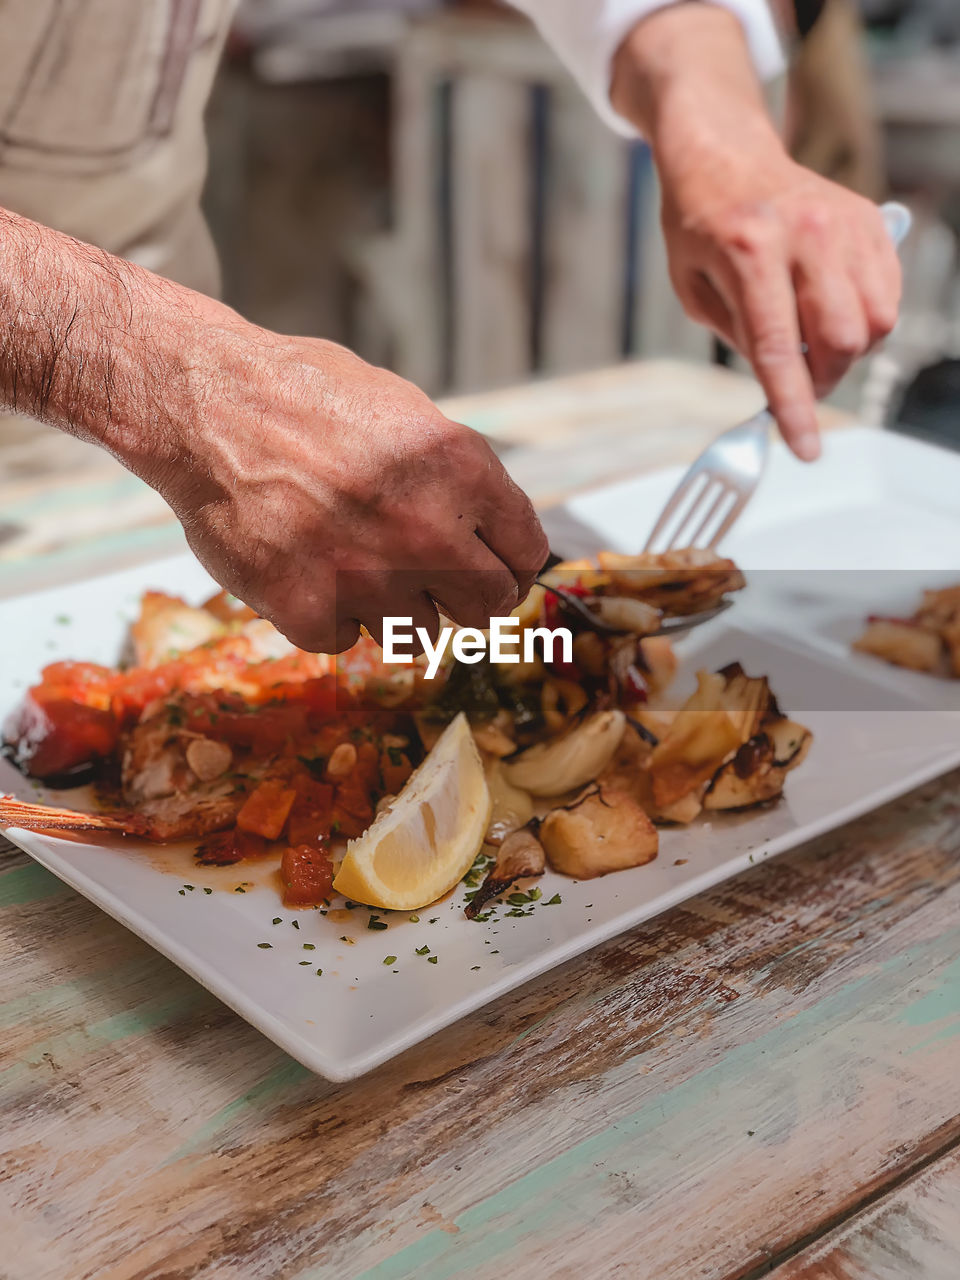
[881, 202, 912, 249]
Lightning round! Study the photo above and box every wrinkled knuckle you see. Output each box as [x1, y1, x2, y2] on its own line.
[477, 577, 517, 621]
[530, 521, 550, 560]
[447, 599, 490, 630]
[433, 415, 478, 462]
[492, 582, 521, 619]
[824, 327, 868, 362]
[401, 516, 444, 565]
[723, 209, 780, 259]
[796, 203, 831, 240]
[412, 611, 441, 645]
[752, 331, 798, 369]
[867, 302, 898, 341]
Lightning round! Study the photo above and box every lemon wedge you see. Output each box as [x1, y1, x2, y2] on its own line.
[332, 712, 490, 910]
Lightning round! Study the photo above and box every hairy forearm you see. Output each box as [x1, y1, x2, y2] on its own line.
[0, 208, 241, 486]
[610, 4, 778, 157]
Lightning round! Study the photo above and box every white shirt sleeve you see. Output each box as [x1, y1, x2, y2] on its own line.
[506, 1, 785, 136]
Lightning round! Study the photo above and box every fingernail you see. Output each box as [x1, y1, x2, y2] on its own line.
[793, 430, 821, 462]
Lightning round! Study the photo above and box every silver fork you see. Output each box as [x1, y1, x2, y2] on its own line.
[642, 200, 913, 555]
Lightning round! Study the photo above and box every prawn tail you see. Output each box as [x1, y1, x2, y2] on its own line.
[0, 794, 138, 835]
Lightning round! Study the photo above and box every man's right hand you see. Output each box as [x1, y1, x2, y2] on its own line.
[0, 209, 547, 652]
[157, 329, 549, 653]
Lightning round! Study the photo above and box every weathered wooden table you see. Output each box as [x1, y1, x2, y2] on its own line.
[2, 361, 959, 1279]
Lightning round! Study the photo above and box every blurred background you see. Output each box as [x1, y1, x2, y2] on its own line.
[204, 0, 960, 430]
[3, 0, 960, 584]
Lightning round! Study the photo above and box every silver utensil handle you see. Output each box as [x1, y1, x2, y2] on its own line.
[881, 201, 912, 249]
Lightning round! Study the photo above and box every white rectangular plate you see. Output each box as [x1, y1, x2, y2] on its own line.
[3, 426, 960, 1081]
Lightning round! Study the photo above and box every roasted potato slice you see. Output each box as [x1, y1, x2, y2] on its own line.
[591, 596, 662, 635]
[765, 716, 813, 770]
[596, 723, 654, 800]
[703, 735, 782, 810]
[853, 619, 943, 673]
[716, 662, 773, 742]
[704, 716, 812, 811]
[916, 586, 960, 631]
[647, 671, 743, 808]
[639, 635, 678, 695]
[656, 789, 706, 824]
[947, 629, 960, 679]
[646, 664, 808, 813]
[615, 754, 706, 824]
[540, 786, 658, 878]
[596, 548, 746, 616]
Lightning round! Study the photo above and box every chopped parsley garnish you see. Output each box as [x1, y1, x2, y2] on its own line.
[546, 893, 562, 905]
[291, 920, 300, 930]
[421, 656, 501, 724]
[203, 887, 213, 895]
[408, 914, 420, 923]
[427, 955, 438, 964]
[272, 917, 282, 925]
[302, 943, 316, 951]
[463, 850, 494, 889]
[257, 943, 272, 949]
[316, 968, 323, 977]
[383, 956, 397, 966]
[367, 919, 388, 931]
[415, 945, 430, 956]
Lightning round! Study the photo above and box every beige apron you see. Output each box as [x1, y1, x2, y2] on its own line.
[0, 0, 234, 295]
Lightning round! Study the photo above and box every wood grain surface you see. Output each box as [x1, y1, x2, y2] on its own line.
[3, 361, 957, 1279]
[777, 1149, 960, 1280]
[3, 773, 960, 1279]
